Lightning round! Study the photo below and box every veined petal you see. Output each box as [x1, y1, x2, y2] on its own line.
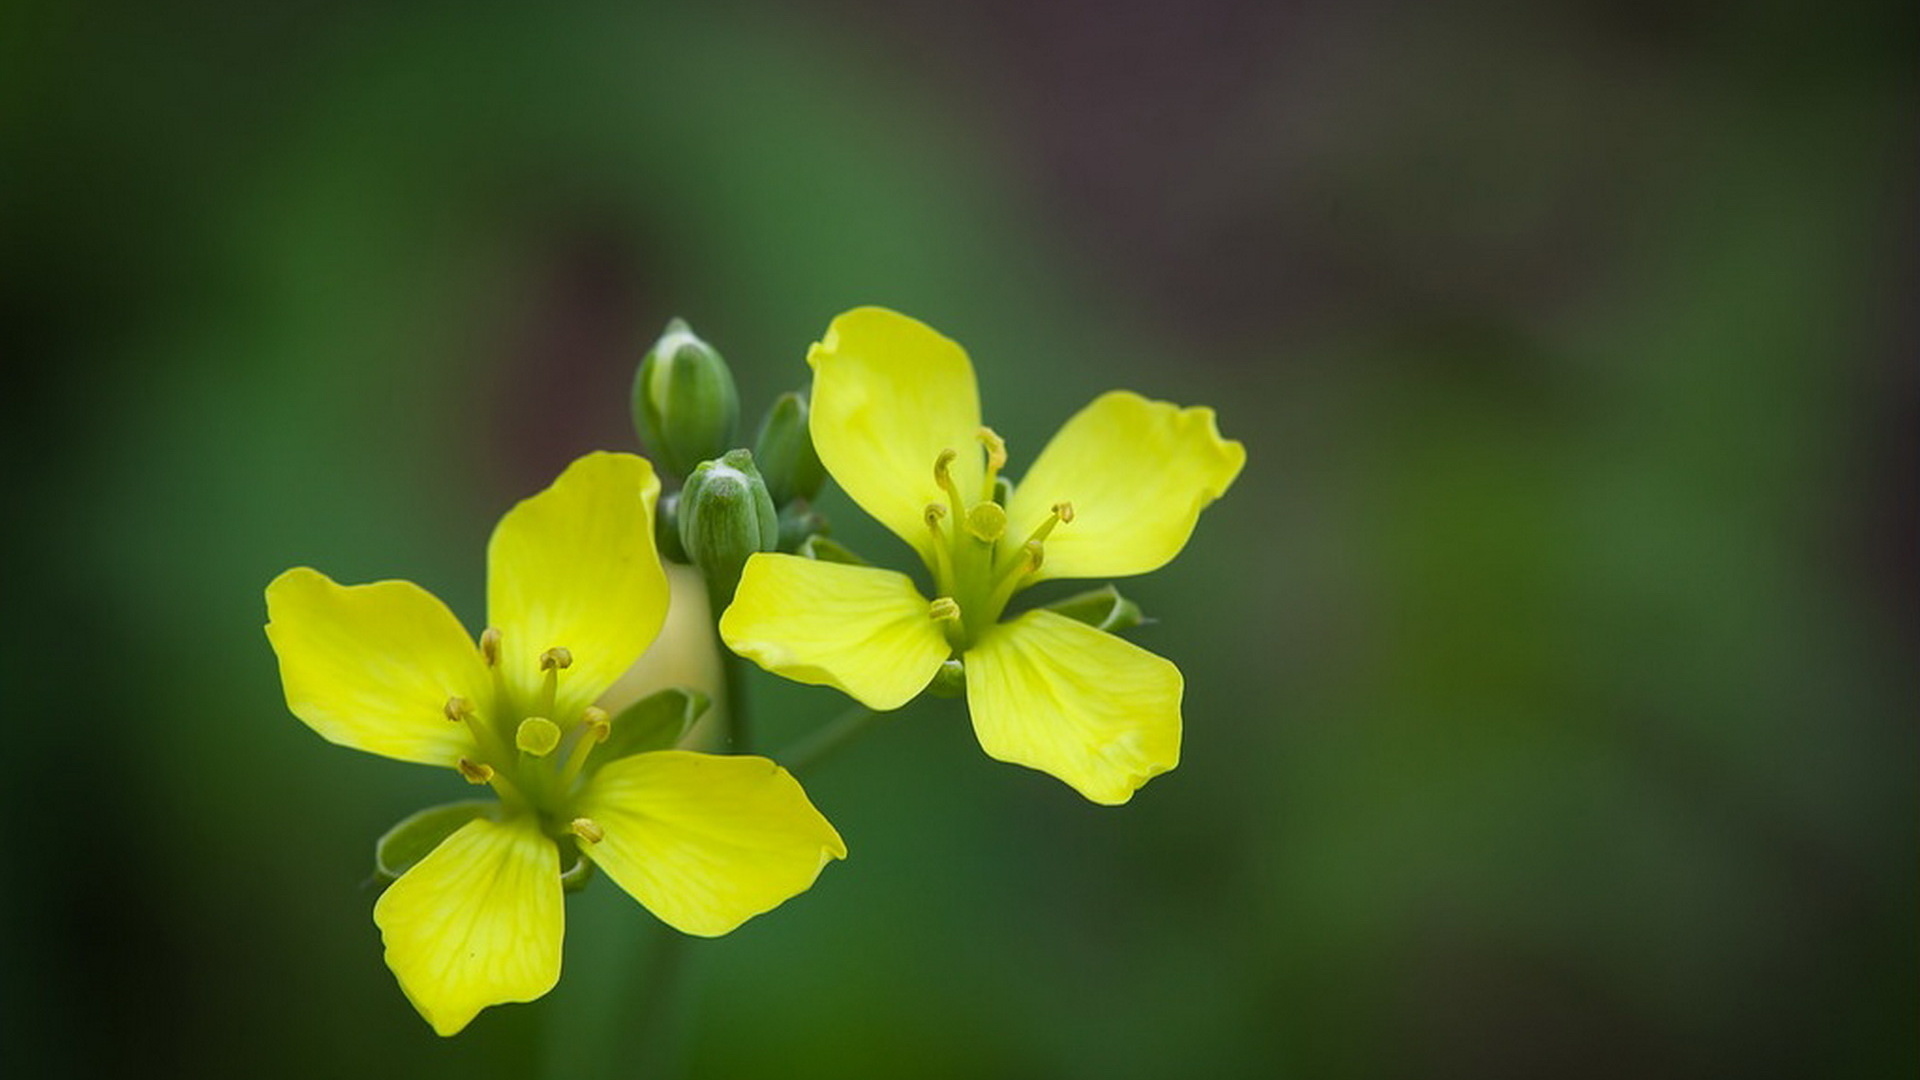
[577, 750, 847, 937]
[808, 307, 983, 565]
[264, 567, 487, 766]
[487, 452, 669, 721]
[965, 609, 1182, 805]
[1007, 391, 1244, 583]
[719, 553, 949, 711]
[373, 815, 563, 1037]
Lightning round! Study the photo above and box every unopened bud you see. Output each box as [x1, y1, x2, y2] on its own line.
[752, 391, 826, 506]
[631, 318, 740, 478]
[678, 448, 779, 605]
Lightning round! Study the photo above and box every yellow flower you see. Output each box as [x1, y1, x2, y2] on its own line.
[264, 452, 845, 1036]
[720, 308, 1244, 804]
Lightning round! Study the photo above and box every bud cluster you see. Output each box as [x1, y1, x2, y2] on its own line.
[631, 318, 834, 606]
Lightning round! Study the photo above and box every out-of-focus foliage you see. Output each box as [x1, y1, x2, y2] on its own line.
[3, 0, 1912, 1077]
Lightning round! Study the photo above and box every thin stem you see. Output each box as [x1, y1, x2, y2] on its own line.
[779, 703, 881, 774]
[720, 646, 752, 754]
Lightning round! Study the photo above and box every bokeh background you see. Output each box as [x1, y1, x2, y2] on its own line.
[5, 0, 1915, 1076]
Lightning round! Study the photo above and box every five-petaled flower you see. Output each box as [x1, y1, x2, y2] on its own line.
[720, 308, 1244, 804]
[265, 452, 845, 1036]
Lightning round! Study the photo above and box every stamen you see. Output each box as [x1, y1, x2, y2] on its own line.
[457, 758, 495, 784]
[983, 541, 1045, 622]
[929, 597, 963, 623]
[516, 717, 562, 757]
[569, 817, 605, 845]
[966, 502, 1007, 543]
[923, 503, 955, 590]
[555, 707, 613, 792]
[1023, 501, 1075, 546]
[578, 706, 611, 743]
[539, 647, 573, 671]
[479, 628, 502, 666]
[446, 694, 511, 765]
[977, 427, 1008, 501]
[933, 448, 967, 522]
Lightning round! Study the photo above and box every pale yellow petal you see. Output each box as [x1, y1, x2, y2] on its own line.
[577, 750, 847, 937]
[373, 815, 563, 1036]
[487, 452, 669, 721]
[264, 567, 487, 766]
[1006, 391, 1244, 583]
[719, 553, 949, 711]
[808, 307, 983, 564]
[964, 609, 1182, 805]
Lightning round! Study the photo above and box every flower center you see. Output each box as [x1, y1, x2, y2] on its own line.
[920, 427, 1071, 648]
[444, 632, 614, 840]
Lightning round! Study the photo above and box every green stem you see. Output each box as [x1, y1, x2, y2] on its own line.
[720, 647, 752, 755]
[779, 704, 880, 774]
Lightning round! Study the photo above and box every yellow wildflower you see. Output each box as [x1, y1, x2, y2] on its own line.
[720, 308, 1244, 804]
[265, 452, 845, 1036]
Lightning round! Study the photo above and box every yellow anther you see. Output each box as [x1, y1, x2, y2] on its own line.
[933, 447, 968, 522]
[579, 706, 611, 742]
[570, 817, 606, 845]
[1024, 502, 1074, 547]
[516, 717, 562, 756]
[539, 647, 573, 671]
[929, 597, 963, 622]
[1024, 539, 1045, 573]
[966, 502, 1007, 543]
[443, 696, 474, 723]
[479, 628, 502, 666]
[977, 427, 1007, 474]
[924, 503, 948, 528]
[457, 758, 495, 784]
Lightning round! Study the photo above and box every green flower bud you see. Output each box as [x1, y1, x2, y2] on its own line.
[631, 318, 740, 478]
[752, 391, 826, 506]
[678, 449, 779, 605]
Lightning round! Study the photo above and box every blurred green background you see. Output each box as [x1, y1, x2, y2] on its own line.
[5, 0, 1915, 1076]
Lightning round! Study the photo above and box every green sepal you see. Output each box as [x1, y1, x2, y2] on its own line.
[557, 837, 596, 893]
[597, 686, 712, 767]
[797, 534, 868, 566]
[925, 657, 965, 698]
[1045, 584, 1147, 634]
[753, 390, 827, 506]
[373, 800, 496, 882]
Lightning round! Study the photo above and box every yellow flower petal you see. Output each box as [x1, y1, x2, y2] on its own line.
[487, 452, 669, 721]
[808, 307, 984, 564]
[264, 567, 488, 766]
[964, 609, 1182, 805]
[373, 815, 563, 1036]
[576, 750, 847, 937]
[1006, 390, 1244, 583]
[719, 553, 949, 711]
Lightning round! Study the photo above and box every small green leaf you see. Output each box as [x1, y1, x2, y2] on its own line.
[1045, 584, 1147, 634]
[373, 800, 495, 882]
[598, 687, 711, 765]
[798, 535, 868, 566]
